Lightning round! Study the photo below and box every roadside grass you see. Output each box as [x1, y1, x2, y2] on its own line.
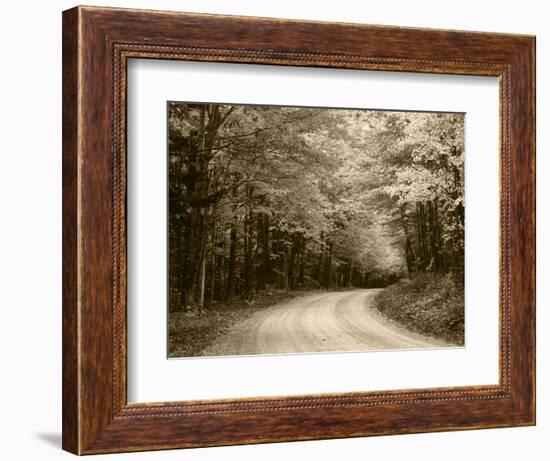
[168, 289, 318, 358]
[374, 273, 465, 346]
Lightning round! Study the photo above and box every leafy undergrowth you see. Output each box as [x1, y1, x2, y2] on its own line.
[168, 290, 318, 358]
[374, 273, 464, 346]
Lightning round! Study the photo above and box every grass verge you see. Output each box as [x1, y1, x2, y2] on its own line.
[168, 289, 317, 358]
[374, 273, 464, 346]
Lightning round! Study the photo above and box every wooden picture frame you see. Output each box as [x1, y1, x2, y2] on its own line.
[62, 5, 535, 455]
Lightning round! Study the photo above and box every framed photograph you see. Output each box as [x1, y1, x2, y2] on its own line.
[62, 5, 535, 455]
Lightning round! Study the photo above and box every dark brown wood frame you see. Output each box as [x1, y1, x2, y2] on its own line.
[62, 5, 536, 455]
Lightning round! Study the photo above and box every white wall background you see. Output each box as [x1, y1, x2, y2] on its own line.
[0, 1, 545, 459]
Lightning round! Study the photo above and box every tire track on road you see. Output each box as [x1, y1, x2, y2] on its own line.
[202, 289, 447, 357]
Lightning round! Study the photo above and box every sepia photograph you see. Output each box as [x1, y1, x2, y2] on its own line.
[167, 102, 465, 358]
[54, 4, 537, 455]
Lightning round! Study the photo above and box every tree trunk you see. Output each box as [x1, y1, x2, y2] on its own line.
[298, 237, 305, 288]
[288, 234, 299, 290]
[225, 221, 237, 300]
[325, 241, 333, 289]
[209, 206, 217, 303]
[427, 200, 440, 272]
[256, 213, 270, 290]
[278, 232, 289, 290]
[318, 231, 325, 286]
[198, 257, 206, 308]
[401, 203, 417, 274]
[243, 186, 254, 299]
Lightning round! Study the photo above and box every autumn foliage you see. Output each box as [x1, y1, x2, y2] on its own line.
[168, 103, 464, 312]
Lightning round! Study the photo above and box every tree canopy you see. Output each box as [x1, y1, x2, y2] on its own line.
[168, 103, 464, 310]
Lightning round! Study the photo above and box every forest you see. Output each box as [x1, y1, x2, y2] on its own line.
[167, 102, 465, 313]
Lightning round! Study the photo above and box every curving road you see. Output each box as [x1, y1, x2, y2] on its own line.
[203, 290, 446, 357]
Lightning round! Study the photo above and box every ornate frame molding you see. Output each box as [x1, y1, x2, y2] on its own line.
[63, 6, 535, 454]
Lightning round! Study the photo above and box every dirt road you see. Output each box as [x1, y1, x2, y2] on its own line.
[202, 290, 446, 357]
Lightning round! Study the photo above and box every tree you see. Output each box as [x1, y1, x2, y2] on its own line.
[168, 103, 464, 311]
